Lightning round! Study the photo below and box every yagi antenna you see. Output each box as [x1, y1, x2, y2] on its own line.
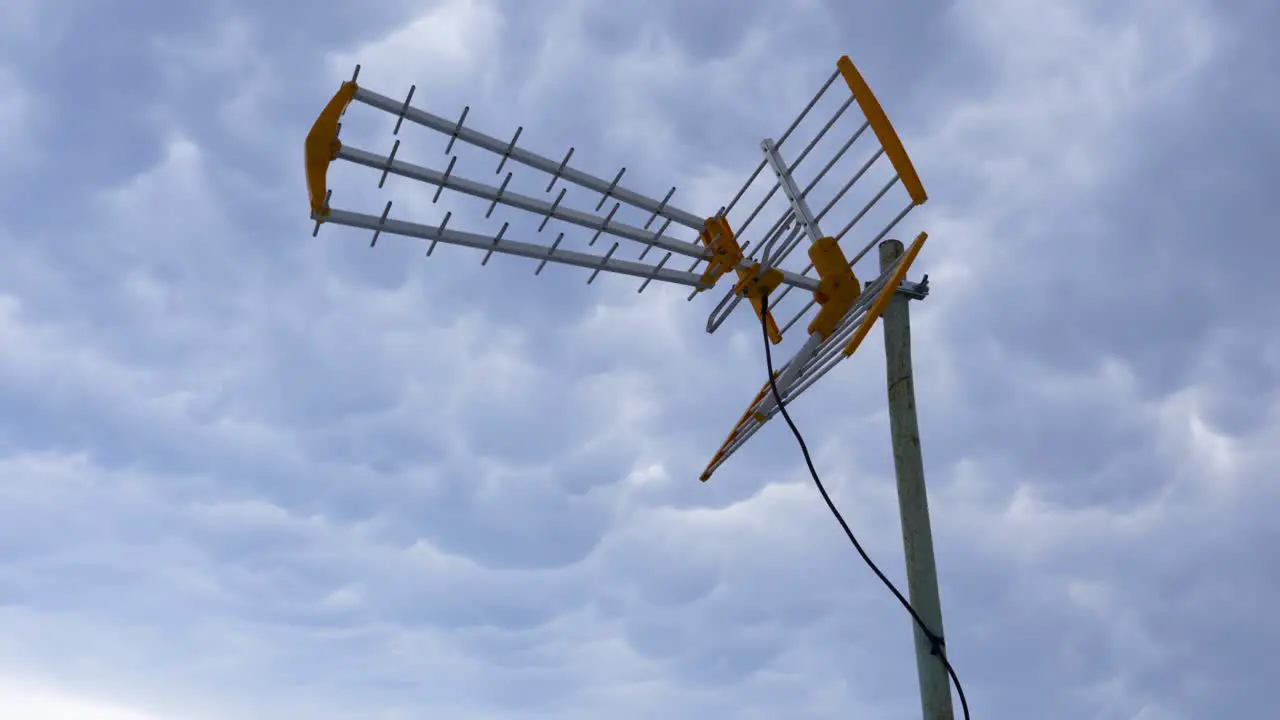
[304, 54, 931, 483]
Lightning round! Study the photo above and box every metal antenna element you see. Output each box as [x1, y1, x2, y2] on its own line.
[302, 54, 931, 483]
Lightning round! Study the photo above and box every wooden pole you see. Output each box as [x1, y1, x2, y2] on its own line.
[879, 238, 954, 720]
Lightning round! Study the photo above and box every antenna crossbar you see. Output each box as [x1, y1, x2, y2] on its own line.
[324, 208, 714, 289]
[352, 87, 707, 232]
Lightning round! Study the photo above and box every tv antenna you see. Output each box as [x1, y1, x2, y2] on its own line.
[304, 54, 966, 720]
[304, 55, 931, 480]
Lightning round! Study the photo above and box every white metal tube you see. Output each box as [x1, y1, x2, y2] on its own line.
[354, 87, 707, 230]
[324, 208, 711, 288]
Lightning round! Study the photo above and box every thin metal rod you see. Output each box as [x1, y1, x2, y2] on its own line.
[497, 126, 523, 174]
[538, 188, 566, 232]
[835, 175, 901, 242]
[748, 205, 797, 262]
[644, 187, 676, 229]
[756, 210, 796, 268]
[378, 139, 400, 188]
[637, 251, 672, 294]
[393, 85, 415, 135]
[485, 172, 513, 218]
[787, 95, 854, 173]
[815, 148, 883, 223]
[639, 217, 672, 261]
[846, 200, 914, 266]
[547, 147, 574, 192]
[734, 181, 783, 240]
[803, 121, 869, 196]
[445, 106, 469, 155]
[707, 281, 752, 334]
[433, 156, 456, 203]
[426, 211, 450, 256]
[775, 68, 840, 149]
[589, 202, 620, 246]
[596, 168, 626, 211]
[587, 242, 619, 284]
[762, 223, 807, 273]
[369, 200, 392, 247]
[481, 222, 509, 265]
[724, 159, 768, 216]
[535, 232, 564, 275]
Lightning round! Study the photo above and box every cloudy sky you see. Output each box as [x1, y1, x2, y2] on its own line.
[1, 0, 1278, 718]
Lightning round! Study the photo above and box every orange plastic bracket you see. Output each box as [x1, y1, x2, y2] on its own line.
[305, 81, 358, 218]
[806, 236, 861, 340]
[733, 263, 784, 345]
[836, 56, 927, 206]
[697, 215, 744, 286]
[842, 232, 928, 357]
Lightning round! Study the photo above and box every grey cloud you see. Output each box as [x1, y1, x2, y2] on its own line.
[1, 0, 1278, 718]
